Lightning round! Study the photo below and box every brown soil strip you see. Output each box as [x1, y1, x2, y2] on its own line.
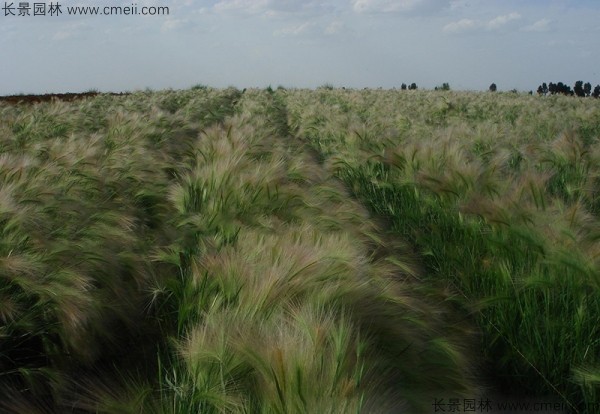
[0, 92, 128, 105]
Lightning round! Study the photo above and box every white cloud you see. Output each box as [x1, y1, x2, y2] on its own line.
[274, 21, 317, 36]
[161, 18, 191, 33]
[443, 18, 478, 33]
[522, 18, 552, 32]
[212, 0, 332, 17]
[352, 0, 451, 14]
[486, 12, 521, 30]
[213, 0, 271, 14]
[444, 12, 522, 34]
[449, 0, 470, 10]
[273, 20, 346, 37]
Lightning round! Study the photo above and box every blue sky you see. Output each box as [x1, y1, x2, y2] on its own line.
[2, 0, 600, 94]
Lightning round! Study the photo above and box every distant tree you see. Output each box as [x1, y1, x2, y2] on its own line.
[548, 82, 556, 94]
[565, 85, 574, 95]
[593, 85, 600, 98]
[554, 82, 573, 96]
[584, 82, 592, 97]
[529, 91, 533, 95]
[401, 83, 407, 90]
[489, 83, 497, 92]
[409, 83, 418, 90]
[574, 81, 585, 97]
[435, 82, 450, 91]
[537, 82, 554, 95]
[537, 82, 549, 95]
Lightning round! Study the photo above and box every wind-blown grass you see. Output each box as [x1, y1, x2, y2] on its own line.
[284, 88, 600, 412]
[148, 91, 477, 413]
[1, 88, 479, 413]
[3, 86, 597, 412]
[0, 88, 242, 411]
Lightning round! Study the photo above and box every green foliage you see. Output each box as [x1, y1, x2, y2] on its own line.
[0, 88, 247, 410]
[318, 83, 335, 91]
[2, 87, 599, 413]
[284, 88, 600, 412]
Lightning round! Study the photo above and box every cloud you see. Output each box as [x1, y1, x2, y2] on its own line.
[443, 18, 478, 33]
[522, 18, 552, 32]
[212, 0, 332, 17]
[213, 0, 269, 14]
[486, 12, 521, 30]
[273, 21, 317, 36]
[449, 0, 471, 10]
[444, 12, 522, 34]
[273, 20, 346, 37]
[352, 0, 451, 14]
[161, 18, 192, 33]
[213, 0, 271, 14]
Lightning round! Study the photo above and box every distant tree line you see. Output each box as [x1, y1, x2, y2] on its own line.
[536, 81, 600, 98]
[327, 81, 598, 96]
[401, 83, 418, 90]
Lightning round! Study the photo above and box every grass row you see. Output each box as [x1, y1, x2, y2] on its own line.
[0, 88, 239, 411]
[1, 89, 479, 413]
[283, 88, 600, 412]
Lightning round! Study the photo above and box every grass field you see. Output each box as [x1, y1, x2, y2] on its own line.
[0, 87, 598, 413]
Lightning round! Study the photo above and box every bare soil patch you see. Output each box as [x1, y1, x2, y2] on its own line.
[0, 92, 127, 105]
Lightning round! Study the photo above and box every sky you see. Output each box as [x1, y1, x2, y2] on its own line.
[1, 0, 600, 94]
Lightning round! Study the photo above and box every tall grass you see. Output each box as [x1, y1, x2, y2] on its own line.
[285, 88, 600, 412]
[0, 88, 244, 411]
[3, 86, 597, 412]
[148, 90, 477, 413]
